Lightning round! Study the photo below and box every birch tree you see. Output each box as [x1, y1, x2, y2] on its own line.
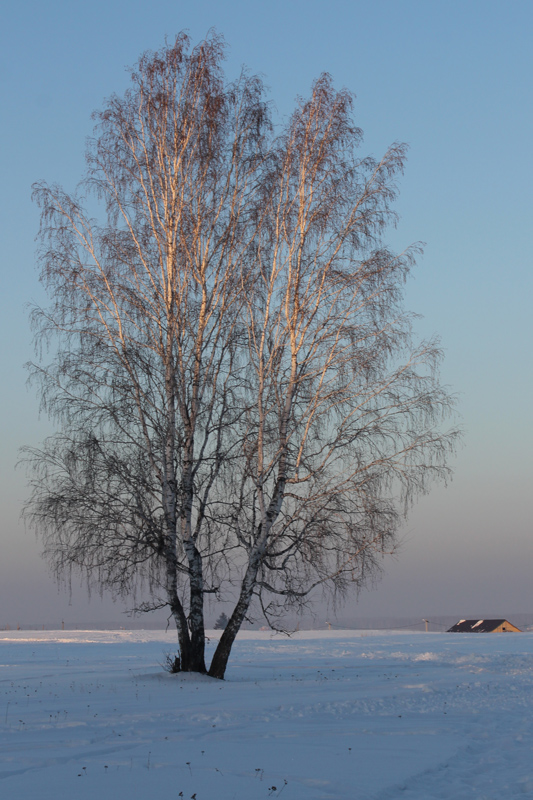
[25, 35, 457, 679]
[26, 34, 269, 673]
[208, 76, 457, 677]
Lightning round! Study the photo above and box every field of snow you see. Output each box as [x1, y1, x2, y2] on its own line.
[1, 629, 532, 799]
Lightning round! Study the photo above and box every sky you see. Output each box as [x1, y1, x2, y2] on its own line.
[1, 0, 532, 628]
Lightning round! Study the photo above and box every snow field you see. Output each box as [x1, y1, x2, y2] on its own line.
[1, 630, 532, 799]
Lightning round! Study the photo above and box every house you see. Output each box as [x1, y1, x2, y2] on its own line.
[447, 619, 521, 633]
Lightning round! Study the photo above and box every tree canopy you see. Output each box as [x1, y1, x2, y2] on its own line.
[25, 33, 458, 678]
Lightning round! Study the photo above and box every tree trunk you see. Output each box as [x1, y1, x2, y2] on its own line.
[171, 597, 192, 671]
[208, 562, 258, 679]
[186, 547, 207, 673]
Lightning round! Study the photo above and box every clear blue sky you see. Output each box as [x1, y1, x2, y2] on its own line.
[1, 0, 532, 626]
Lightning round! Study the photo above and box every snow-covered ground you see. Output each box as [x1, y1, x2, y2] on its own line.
[1, 629, 532, 799]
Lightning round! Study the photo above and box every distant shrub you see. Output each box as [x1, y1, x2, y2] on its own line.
[214, 613, 229, 630]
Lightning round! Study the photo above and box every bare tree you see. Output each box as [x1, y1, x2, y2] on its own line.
[25, 33, 269, 673]
[208, 75, 458, 677]
[24, 35, 458, 680]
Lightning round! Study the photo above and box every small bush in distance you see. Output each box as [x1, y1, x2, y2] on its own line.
[214, 613, 229, 630]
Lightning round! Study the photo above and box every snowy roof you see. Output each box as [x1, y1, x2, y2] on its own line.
[447, 619, 521, 633]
